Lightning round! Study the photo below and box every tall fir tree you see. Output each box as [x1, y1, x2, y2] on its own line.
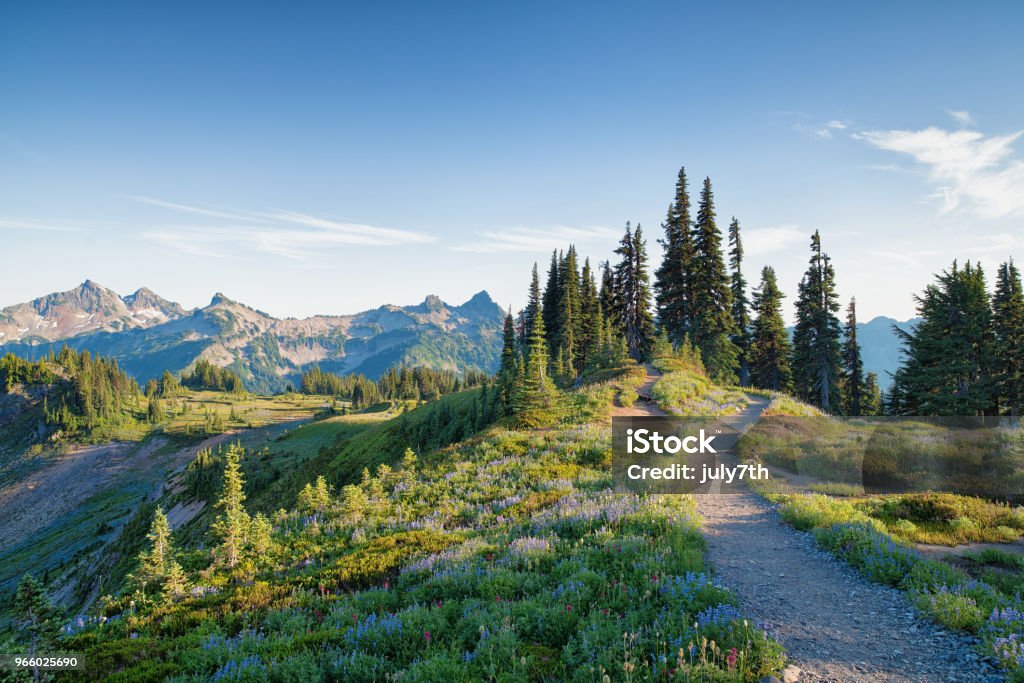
[654, 166, 696, 344]
[599, 261, 617, 331]
[992, 260, 1024, 415]
[513, 297, 559, 426]
[211, 442, 250, 569]
[689, 177, 739, 382]
[749, 266, 793, 391]
[135, 507, 179, 594]
[892, 261, 994, 415]
[728, 217, 751, 386]
[497, 309, 518, 416]
[522, 263, 543, 354]
[841, 298, 865, 415]
[612, 223, 656, 361]
[579, 258, 600, 372]
[555, 246, 582, 381]
[541, 250, 562, 359]
[15, 574, 61, 677]
[791, 231, 843, 412]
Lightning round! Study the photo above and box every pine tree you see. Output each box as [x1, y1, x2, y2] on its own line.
[579, 258, 600, 372]
[248, 513, 273, 556]
[791, 231, 843, 412]
[992, 260, 1024, 415]
[136, 507, 176, 592]
[211, 442, 250, 569]
[342, 484, 368, 522]
[555, 246, 582, 379]
[400, 447, 418, 489]
[599, 261, 617, 331]
[863, 372, 883, 416]
[728, 217, 751, 386]
[612, 223, 656, 361]
[513, 294, 559, 427]
[749, 267, 793, 391]
[15, 574, 61, 673]
[893, 261, 994, 415]
[689, 178, 739, 382]
[497, 309, 518, 415]
[655, 166, 696, 344]
[841, 298, 865, 415]
[541, 250, 562, 358]
[162, 557, 188, 600]
[522, 264, 542, 354]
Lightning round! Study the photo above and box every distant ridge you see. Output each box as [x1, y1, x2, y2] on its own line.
[0, 281, 505, 392]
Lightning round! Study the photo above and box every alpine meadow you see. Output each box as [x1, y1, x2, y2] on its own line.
[3, 3, 1024, 682]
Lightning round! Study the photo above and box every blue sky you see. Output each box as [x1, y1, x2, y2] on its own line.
[2, 1, 1023, 323]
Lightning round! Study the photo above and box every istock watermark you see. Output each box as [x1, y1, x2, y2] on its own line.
[615, 414, 1024, 499]
[612, 416, 769, 494]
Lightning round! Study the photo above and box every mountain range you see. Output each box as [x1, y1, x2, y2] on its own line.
[0, 281, 506, 392]
[784, 315, 917, 390]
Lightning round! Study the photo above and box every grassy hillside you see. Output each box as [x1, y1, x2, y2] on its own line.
[8, 373, 786, 682]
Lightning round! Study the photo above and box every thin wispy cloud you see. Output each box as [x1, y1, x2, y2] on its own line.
[137, 198, 435, 258]
[0, 219, 82, 232]
[132, 196, 270, 223]
[856, 125, 1024, 219]
[452, 226, 621, 253]
[947, 109, 975, 126]
[792, 117, 851, 139]
[816, 120, 848, 138]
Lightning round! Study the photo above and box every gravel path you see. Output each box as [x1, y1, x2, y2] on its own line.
[620, 369, 1004, 681]
[700, 487, 1002, 682]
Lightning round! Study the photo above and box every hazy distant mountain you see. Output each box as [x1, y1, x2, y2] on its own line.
[786, 315, 918, 389]
[856, 316, 918, 388]
[0, 282, 505, 392]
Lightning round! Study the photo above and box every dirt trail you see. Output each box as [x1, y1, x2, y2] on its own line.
[619, 372, 1002, 682]
[610, 365, 667, 418]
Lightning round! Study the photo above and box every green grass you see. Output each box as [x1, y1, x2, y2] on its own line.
[39, 372, 785, 682]
[651, 365, 749, 417]
[807, 482, 865, 497]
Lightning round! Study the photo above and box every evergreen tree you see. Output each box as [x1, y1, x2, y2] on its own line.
[841, 298, 865, 415]
[579, 258, 600, 372]
[992, 260, 1024, 415]
[892, 261, 994, 415]
[791, 231, 843, 412]
[342, 484, 368, 522]
[555, 246, 582, 379]
[728, 217, 751, 386]
[162, 557, 188, 600]
[612, 223, 656, 361]
[541, 250, 562, 357]
[689, 178, 739, 382]
[400, 447, 418, 489]
[211, 442, 250, 569]
[749, 267, 793, 391]
[599, 260, 617, 331]
[136, 507, 176, 593]
[863, 372, 883, 416]
[513, 294, 559, 427]
[15, 574, 61, 679]
[248, 513, 273, 556]
[654, 166, 696, 344]
[522, 264, 543, 354]
[497, 309, 518, 415]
